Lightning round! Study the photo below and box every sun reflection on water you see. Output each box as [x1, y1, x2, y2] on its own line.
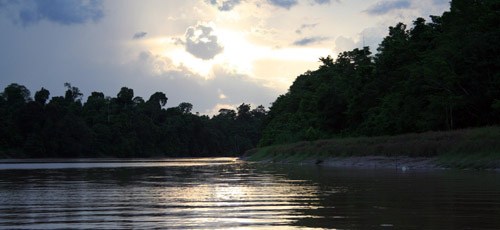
[148, 160, 325, 229]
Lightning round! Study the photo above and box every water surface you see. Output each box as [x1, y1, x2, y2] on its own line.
[1, 158, 499, 229]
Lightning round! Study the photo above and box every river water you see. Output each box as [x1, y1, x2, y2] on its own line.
[0, 158, 499, 229]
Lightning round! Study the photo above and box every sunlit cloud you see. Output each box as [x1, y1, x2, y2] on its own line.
[141, 23, 330, 87]
[206, 103, 237, 116]
[333, 27, 387, 54]
[174, 22, 225, 60]
[218, 89, 227, 99]
[206, 0, 243, 11]
[0, 0, 452, 115]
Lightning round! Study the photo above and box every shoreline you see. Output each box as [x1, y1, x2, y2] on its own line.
[243, 156, 446, 170]
[242, 126, 500, 171]
[243, 155, 500, 172]
[306, 156, 444, 170]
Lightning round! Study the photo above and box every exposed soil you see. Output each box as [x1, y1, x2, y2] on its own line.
[253, 156, 447, 170]
[317, 156, 444, 170]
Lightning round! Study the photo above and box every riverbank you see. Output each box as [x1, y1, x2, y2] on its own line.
[245, 155, 445, 170]
[242, 126, 500, 170]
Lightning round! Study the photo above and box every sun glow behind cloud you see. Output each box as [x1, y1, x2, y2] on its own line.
[214, 27, 332, 89]
[118, 0, 445, 114]
[143, 24, 331, 90]
[0, 0, 452, 116]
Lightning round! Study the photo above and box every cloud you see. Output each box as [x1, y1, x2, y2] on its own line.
[133, 31, 147, 39]
[206, 0, 330, 11]
[206, 103, 239, 116]
[268, 0, 298, 10]
[334, 36, 356, 54]
[364, 0, 411, 15]
[333, 27, 387, 54]
[206, 0, 242, 11]
[0, 0, 104, 26]
[295, 23, 318, 34]
[293, 36, 329, 46]
[313, 0, 331, 4]
[131, 51, 277, 114]
[432, 0, 449, 5]
[218, 89, 227, 99]
[176, 23, 224, 60]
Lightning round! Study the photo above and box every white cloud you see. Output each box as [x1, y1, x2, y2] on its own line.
[126, 50, 278, 114]
[205, 103, 238, 116]
[333, 27, 387, 54]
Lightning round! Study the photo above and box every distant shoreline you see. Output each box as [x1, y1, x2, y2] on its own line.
[242, 126, 500, 170]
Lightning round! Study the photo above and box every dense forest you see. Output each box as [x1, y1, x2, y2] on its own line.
[259, 0, 500, 146]
[1, 0, 499, 158]
[0, 83, 267, 157]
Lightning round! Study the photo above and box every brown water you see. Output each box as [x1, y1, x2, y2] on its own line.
[0, 158, 499, 229]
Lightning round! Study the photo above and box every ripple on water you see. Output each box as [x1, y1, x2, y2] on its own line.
[1, 158, 500, 229]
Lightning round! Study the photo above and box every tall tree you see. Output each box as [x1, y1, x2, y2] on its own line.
[34, 88, 50, 106]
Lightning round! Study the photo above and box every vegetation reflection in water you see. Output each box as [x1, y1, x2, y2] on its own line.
[1, 158, 500, 229]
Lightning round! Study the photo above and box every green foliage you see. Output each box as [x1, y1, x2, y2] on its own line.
[249, 126, 500, 169]
[2, 0, 499, 158]
[0, 84, 268, 158]
[260, 0, 500, 146]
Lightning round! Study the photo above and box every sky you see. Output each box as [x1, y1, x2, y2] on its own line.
[0, 0, 450, 115]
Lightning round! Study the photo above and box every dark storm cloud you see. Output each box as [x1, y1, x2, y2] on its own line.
[0, 0, 104, 26]
[295, 23, 318, 34]
[268, 0, 298, 9]
[133, 31, 147, 39]
[293, 36, 328, 46]
[206, 0, 242, 11]
[177, 24, 224, 60]
[364, 0, 411, 15]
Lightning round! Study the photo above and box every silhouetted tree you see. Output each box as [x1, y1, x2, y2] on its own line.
[34, 88, 50, 106]
[116, 87, 134, 106]
[178, 102, 193, 114]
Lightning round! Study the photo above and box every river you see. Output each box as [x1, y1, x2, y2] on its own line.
[0, 158, 499, 229]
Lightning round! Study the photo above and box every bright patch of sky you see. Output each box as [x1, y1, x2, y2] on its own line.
[0, 0, 450, 115]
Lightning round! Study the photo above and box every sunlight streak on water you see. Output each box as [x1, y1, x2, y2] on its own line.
[1, 158, 500, 229]
[0, 158, 327, 229]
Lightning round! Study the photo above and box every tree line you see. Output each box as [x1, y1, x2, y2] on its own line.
[1, 0, 499, 157]
[259, 0, 500, 146]
[0, 83, 267, 158]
